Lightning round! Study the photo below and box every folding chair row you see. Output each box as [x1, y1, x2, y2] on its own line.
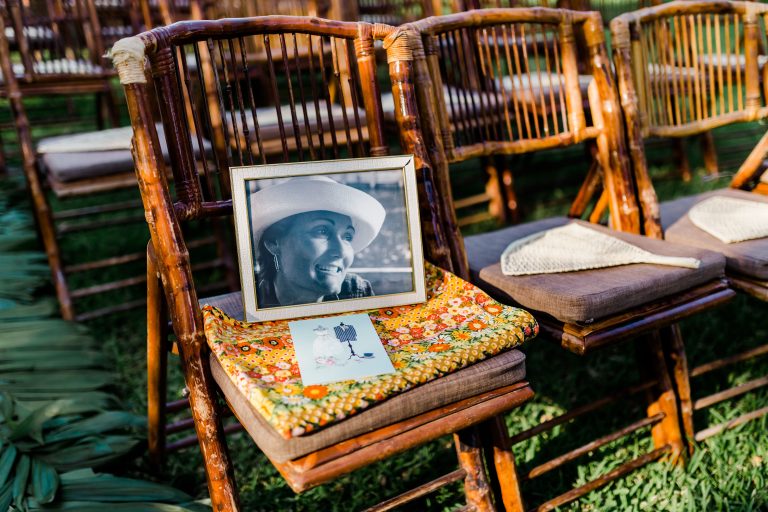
[113, 16, 538, 511]
[2, 0, 668, 323]
[113, 5, 763, 512]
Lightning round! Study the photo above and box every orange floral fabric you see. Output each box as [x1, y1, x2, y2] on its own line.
[202, 263, 538, 439]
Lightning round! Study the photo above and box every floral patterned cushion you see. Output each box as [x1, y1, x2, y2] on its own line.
[202, 263, 538, 439]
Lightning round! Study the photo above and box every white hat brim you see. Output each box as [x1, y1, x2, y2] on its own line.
[249, 177, 386, 253]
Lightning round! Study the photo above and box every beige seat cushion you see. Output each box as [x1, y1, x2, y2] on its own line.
[210, 347, 526, 462]
[465, 218, 725, 324]
[661, 188, 768, 280]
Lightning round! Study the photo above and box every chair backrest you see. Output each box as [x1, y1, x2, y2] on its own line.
[113, 15, 455, 348]
[0, 0, 108, 81]
[397, 8, 641, 268]
[611, 0, 768, 236]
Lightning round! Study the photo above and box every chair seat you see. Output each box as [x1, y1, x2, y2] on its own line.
[465, 218, 725, 324]
[661, 188, 768, 280]
[200, 277, 532, 462]
[210, 346, 527, 463]
[38, 124, 210, 183]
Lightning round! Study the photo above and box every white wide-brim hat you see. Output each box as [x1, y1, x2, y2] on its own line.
[249, 176, 386, 252]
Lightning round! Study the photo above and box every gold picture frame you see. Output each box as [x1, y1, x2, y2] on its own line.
[230, 155, 426, 322]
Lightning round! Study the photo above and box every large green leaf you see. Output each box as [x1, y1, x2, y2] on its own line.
[0, 371, 113, 392]
[12, 453, 30, 510]
[0, 351, 105, 371]
[14, 392, 119, 416]
[0, 300, 57, 321]
[10, 400, 75, 444]
[0, 444, 18, 487]
[30, 457, 59, 504]
[36, 435, 140, 470]
[0, 392, 14, 423]
[44, 412, 145, 443]
[0, 480, 12, 511]
[56, 471, 194, 503]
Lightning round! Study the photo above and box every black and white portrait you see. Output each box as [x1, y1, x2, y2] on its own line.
[231, 156, 426, 322]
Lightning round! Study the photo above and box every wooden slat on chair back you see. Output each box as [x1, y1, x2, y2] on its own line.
[138, 17, 388, 220]
[1, 0, 106, 80]
[612, 1, 768, 139]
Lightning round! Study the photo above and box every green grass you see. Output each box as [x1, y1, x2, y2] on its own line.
[3, 95, 768, 510]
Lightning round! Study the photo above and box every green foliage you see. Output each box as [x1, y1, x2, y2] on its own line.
[0, 179, 208, 511]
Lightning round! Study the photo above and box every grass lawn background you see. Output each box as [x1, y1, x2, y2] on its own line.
[1, 87, 766, 511]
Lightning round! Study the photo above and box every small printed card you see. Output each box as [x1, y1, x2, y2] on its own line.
[288, 313, 395, 386]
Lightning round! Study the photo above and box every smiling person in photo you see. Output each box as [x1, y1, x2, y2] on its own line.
[251, 176, 386, 308]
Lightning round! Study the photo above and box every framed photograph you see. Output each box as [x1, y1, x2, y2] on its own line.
[230, 155, 426, 322]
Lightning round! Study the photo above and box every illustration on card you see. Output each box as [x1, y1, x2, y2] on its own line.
[291, 313, 394, 386]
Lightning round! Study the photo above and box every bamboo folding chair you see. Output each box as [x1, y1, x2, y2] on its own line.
[612, 0, 768, 445]
[0, 0, 121, 320]
[383, 8, 737, 510]
[113, 16, 538, 511]
[0, 0, 220, 322]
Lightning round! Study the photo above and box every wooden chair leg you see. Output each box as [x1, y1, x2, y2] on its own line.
[179, 339, 241, 512]
[483, 416, 525, 512]
[660, 324, 695, 455]
[483, 156, 508, 225]
[569, 158, 602, 220]
[9, 94, 74, 319]
[672, 138, 692, 183]
[700, 131, 719, 177]
[454, 427, 496, 512]
[732, 128, 768, 189]
[147, 245, 168, 467]
[497, 156, 520, 224]
[636, 331, 685, 465]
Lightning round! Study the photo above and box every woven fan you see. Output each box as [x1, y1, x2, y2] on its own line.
[688, 196, 768, 244]
[501, 223, 700, 276]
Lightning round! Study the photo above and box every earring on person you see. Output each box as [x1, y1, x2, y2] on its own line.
[273, 254, 280, 272]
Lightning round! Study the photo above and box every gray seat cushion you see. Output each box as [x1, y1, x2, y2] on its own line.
[40, 150, 137, 183]
[210, 347, 526, 462]
[39, 124, 210, 182]
[661, 188, 768, 280]
[201, 291, 244, 320]
[465, 218, 726, 324]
